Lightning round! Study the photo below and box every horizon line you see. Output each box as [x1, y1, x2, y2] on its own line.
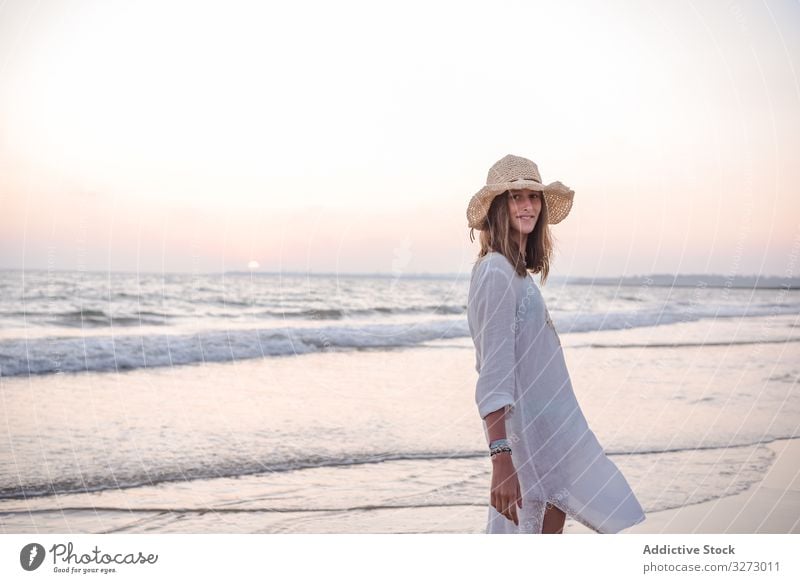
[0, 266, 797, 282]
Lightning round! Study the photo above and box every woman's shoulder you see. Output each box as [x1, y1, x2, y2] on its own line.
[473, 251, 516, 280]
[477, 251, 516, 275]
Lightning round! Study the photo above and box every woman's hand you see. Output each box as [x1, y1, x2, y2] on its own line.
[490, 453, 522, 525]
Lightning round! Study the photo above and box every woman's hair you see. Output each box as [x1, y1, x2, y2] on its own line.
[469, 191, 554, 284]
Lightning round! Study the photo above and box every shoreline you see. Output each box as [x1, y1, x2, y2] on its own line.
[2, 437, 796, 534]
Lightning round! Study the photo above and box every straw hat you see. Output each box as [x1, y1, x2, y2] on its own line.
[466, 154, 575, 229]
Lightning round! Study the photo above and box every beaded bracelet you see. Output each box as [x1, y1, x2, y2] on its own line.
[490, 445, 512, 458]
[489, 440, 511, 457]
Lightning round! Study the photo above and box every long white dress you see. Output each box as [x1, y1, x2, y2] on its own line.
[467, 252, 646, 534]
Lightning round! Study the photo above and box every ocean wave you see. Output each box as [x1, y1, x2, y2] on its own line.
[0, 436, 791, 502]
[0, 319, 471, 377]
[1, 301, 798, 377]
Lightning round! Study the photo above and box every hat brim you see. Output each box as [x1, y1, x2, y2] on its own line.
[467, 180, 575, 229]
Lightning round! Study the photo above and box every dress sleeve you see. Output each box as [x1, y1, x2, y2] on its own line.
[470, 263, 517, 420]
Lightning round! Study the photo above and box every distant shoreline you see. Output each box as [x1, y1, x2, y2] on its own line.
[1, 268, 798, 290]
[562, 278, 800, 291]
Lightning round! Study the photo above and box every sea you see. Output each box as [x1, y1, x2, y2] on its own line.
[1, 268, 798, 533]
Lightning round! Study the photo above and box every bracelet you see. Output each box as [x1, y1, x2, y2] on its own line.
[490, 444, 512, 458]
[489, 438, 512, 458]
[489, 438, 510, 449]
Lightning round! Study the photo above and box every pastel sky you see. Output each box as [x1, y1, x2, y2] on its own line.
[1, 0, 798, 277]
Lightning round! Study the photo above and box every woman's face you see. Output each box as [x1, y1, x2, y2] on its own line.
[506, 188, 542, 237]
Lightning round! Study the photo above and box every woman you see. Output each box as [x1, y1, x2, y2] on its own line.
[466, 154, 646, 534]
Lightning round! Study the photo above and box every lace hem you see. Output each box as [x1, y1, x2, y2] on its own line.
[518, 486, 604, 534]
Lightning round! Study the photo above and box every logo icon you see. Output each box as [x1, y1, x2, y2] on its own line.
[20, 543, 46, 571]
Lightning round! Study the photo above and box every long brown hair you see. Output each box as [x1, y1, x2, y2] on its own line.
[469, 190, 554, 284]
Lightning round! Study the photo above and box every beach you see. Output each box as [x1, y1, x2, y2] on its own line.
[566, 437, 800, 534]
[1, 269, 799, 534]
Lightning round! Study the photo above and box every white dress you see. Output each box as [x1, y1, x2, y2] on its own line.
[467, 252, 646, 534]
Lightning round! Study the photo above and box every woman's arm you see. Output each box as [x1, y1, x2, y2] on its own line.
[469, 260, 522, 525]
[471, 265, 517, 419]
[485, 407, 509, 444]
[485, 407, 522, 526]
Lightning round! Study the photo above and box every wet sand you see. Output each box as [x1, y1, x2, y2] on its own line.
[567, 437, 800, 534]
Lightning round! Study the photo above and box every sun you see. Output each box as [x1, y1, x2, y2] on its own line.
[247, 260, 259, 270]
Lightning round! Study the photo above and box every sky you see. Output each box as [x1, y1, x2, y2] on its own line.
[1, 0, 799, 277]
